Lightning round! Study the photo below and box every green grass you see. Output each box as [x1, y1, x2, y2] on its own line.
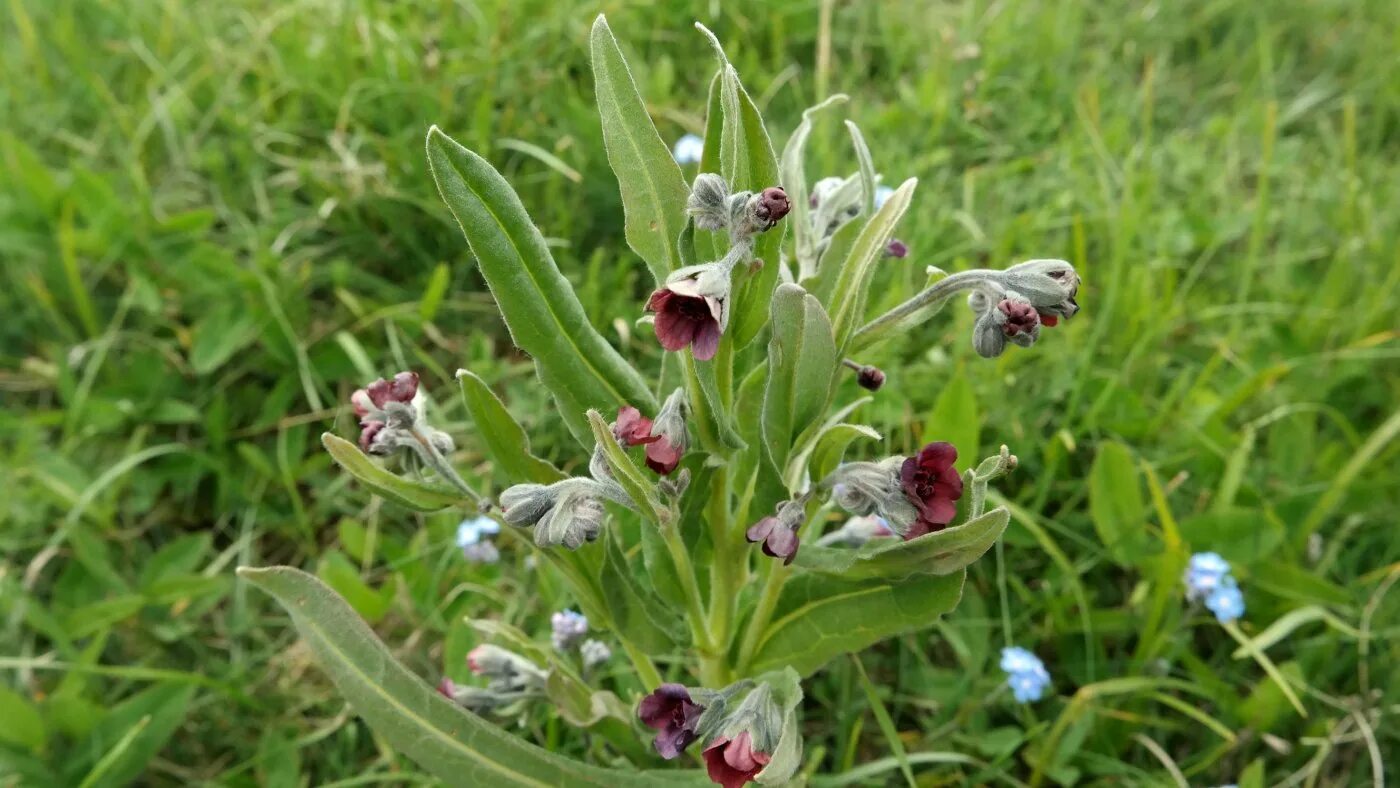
[3, 0, 1398, 784]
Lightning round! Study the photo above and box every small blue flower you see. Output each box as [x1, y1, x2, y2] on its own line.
[999, 646, 1051, 703]
[456, 515, 500, 549]
[1184, 551, 1231, 601]
[672, 133, 704, 165]
[874, 185, 895, 209]
[1205, 581, 1245, 624]
[461, 540, 500, 564]
[551, 609, 589, 651]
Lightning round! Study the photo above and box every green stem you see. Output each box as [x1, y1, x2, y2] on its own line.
[409, 427, 482, 504]
[620, 640, 663, 690]
[850, 268, 1001, 352]
[662, 525, 713, 656]
[704, 467, 737, 682]
[735, 561, 790, 674]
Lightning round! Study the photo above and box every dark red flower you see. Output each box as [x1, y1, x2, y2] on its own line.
[884, 238, 909, 258]
[645, 437, 684, 475]
[638, 684, 705, 760]
[703, 731, 771, 788]
[358, 420, 385, 453]
[745, 517, 800, 565]
[436, 677, 457, 699]
[755, 187, 790, 228]
[614, 406, 658, 446]
[899, 442, 964, 539]
[647, 287, 723, 361]
[998, 299, 1040, 336]
[366, 371, 419, 408]
[856, 365, 886, 391]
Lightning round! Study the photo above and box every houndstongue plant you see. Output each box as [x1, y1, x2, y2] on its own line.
[238, 17, 1081, 787]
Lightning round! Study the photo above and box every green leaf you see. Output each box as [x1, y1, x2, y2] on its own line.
[922, 370, 979, 464]
[748, 570, 965, 677]
[826, 178, 917, 349]
[426, 127, 656, 444]
[457, 369, 564, 485]
[845, 121, 878, 217]
[69, 684, 194, 788]
[188, 303, 258, 374]
[316, 549, 395, 623]
[0, 686, 45, 753]
[806, 423, 881, 488]
[794, 507, 1009, 580]
[322, 433, 468, 511]
[598, 529, 683, 653]
[239, 566, 709, 787]
[698, 26, 784, 350]
[782, 95, 848, 278]
[762, 284, 837, 479]
[590, 16, 690, 282]
[419, 262, 451, 321]
[1088, 440, 1153, 566]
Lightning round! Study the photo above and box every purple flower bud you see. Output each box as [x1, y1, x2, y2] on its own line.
[358, 420, 385, 453]
[638, 684, 706, 759]
[884, 238, 909, 258]
[613, 405, 658, 447]
[754, 186, 791, 228]
[997, 299, 1040, 337]
[745, 517, 800, 565]
[365, 371, 419, 409]
[703, 731, 771, 788]
[856, 365, 886, 391]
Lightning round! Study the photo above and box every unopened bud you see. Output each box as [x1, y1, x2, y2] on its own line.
[687, 173, 731, 231]
[856, 365, 886, 391]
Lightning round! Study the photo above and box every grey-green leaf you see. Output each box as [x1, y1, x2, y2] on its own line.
[762, 284, 837, 479]
[794, 507, 1010, 580]
[586, 409, 667, 523]
[826, 178, 917, 350]
[457, 369, 564, 485]
[322, 433, 470, 511]
[426, 127, 656, 445]
[747, 570, 965, 677]
[590, 16, 690, 282]
[239, 566, 708, 787]
[783, 95, 848, 279]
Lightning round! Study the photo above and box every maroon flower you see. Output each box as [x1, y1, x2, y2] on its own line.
[856, 365, 886, 391]
[703, 731, 771, 788]
[645, 438, 684, 476]
[614, 406, 658, 446]
[899, 442, 964, 540]
[365, 371, 419, 408]
[358, 420, 385, 453]
[647, 287, 723, 361]
[745, 517, 799, 565]
[998, 299, 1040, 336]
[638, 684, 705, 760]
[754, 187, 790, 228]
[436, 677, 457, 699]
[884, 238, 909, 258]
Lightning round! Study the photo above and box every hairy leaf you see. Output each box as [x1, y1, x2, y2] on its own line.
[795, 507, 1009, 580]
[762, 284, 837, 480]
[322, 433, 469, 511]
[826, 178, 917, 349]
[457, 369, 563, 485]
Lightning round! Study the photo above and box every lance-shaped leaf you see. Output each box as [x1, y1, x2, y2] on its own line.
[804, 423, 882, 490]
[762, 284, 837, 478]
[826, 178, 917, 349]
[239, 566, 709, 787]
[457, 369, 563, 485]
[783, 95, 849, 280]
[793, 507, 1009, 580]
[846, 120, 878, 216]
[697, 25, 784, 350]
[590, 16, 690, 282]
[747, 570, 965, 677]
[599, 524, 685, 653]
[322, 433, 469, 511]
[426, 127, 656, 445]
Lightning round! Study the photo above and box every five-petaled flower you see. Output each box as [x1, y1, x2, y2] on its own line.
[613, 406, 657, 447]
[899, 442, 964, 539]
[745, 517, 799, 565]
[647, 270, 726, 361]
[637, 684, 705, 760]
[1000, 646, 1052, 703]
[703, 731, 771, 788]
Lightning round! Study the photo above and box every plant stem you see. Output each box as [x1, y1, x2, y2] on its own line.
[734, 561, 790, 674]
[850, 268, 1001, 351]
[409, 427, 481, 504]
[620, 640, 664, 690]
[662, 525, 713, 656]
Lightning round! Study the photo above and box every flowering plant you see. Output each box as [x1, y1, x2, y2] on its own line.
[238, 17, 1080, 786]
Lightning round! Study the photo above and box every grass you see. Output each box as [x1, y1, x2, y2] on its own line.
[3, 0, 1398, 784]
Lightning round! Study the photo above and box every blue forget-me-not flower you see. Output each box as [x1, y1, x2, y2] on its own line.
[1000, 646, 1051, 702]
[1185, 552, 1246, 624]
[551, 609, 589, 651]
[672, 133, 704, 165]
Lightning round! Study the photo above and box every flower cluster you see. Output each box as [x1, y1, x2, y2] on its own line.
[1000, 646, 1052, 703]
[438, 644, 548, 714]
[827, 442, 965, 540]
[637, 678, 798, 788]
[647, 173, 789, 359]
[351, 372, 452, 457]
[456, 515, 501, 564]
[550, 609, 589, 651]
[579, 638, 611, 669]
[1185, 552, 1246, 624]
[970, 259, 1081, 358]
[612, 389, 688, 475]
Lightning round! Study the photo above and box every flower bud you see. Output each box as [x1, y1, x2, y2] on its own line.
[688, 173, 731, 231]
[498, 483, 555, 527]
[972, 309, 1008, 359]
[856, 365, 886, 391]
[646, 388, 689, 475]
[754, 187, 790, 227]
[365, 371, 419, 409]
[534, 488, 606, 549]
[613, 405, 657, 447]
[1000, 259, 1080, 322]
[883, 238, 909, 258]
[998, 299, 1040, 337]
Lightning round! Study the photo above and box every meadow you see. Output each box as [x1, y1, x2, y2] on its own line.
[2, 0, 1398, 785]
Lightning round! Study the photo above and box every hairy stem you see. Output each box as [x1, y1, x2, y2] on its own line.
[850, 268, 1002, 351]
[662, 524, 714, 657]
[409, 427, 482, 504]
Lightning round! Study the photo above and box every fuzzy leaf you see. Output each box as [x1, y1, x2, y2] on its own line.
[794, 507, 1009, 580]
[322, 433, 469, 511]
[586, 409, 666, 523]
[426, 127, 656, 445]
[599, 525, 684, 653]
[747, 570, 965, 677]
[783, 95, 848, 278]
[590, 16, 690, 282]
[239, 566, 708, 787]
[806, 423, 881, 488]
[762, 284, 837, 479]
[457, 369, 564, 485]
[826, 178, 917, 349]
[846, 121, 878, 216]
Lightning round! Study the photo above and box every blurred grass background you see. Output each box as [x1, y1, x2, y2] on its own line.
[2, 0, 1398, 784]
